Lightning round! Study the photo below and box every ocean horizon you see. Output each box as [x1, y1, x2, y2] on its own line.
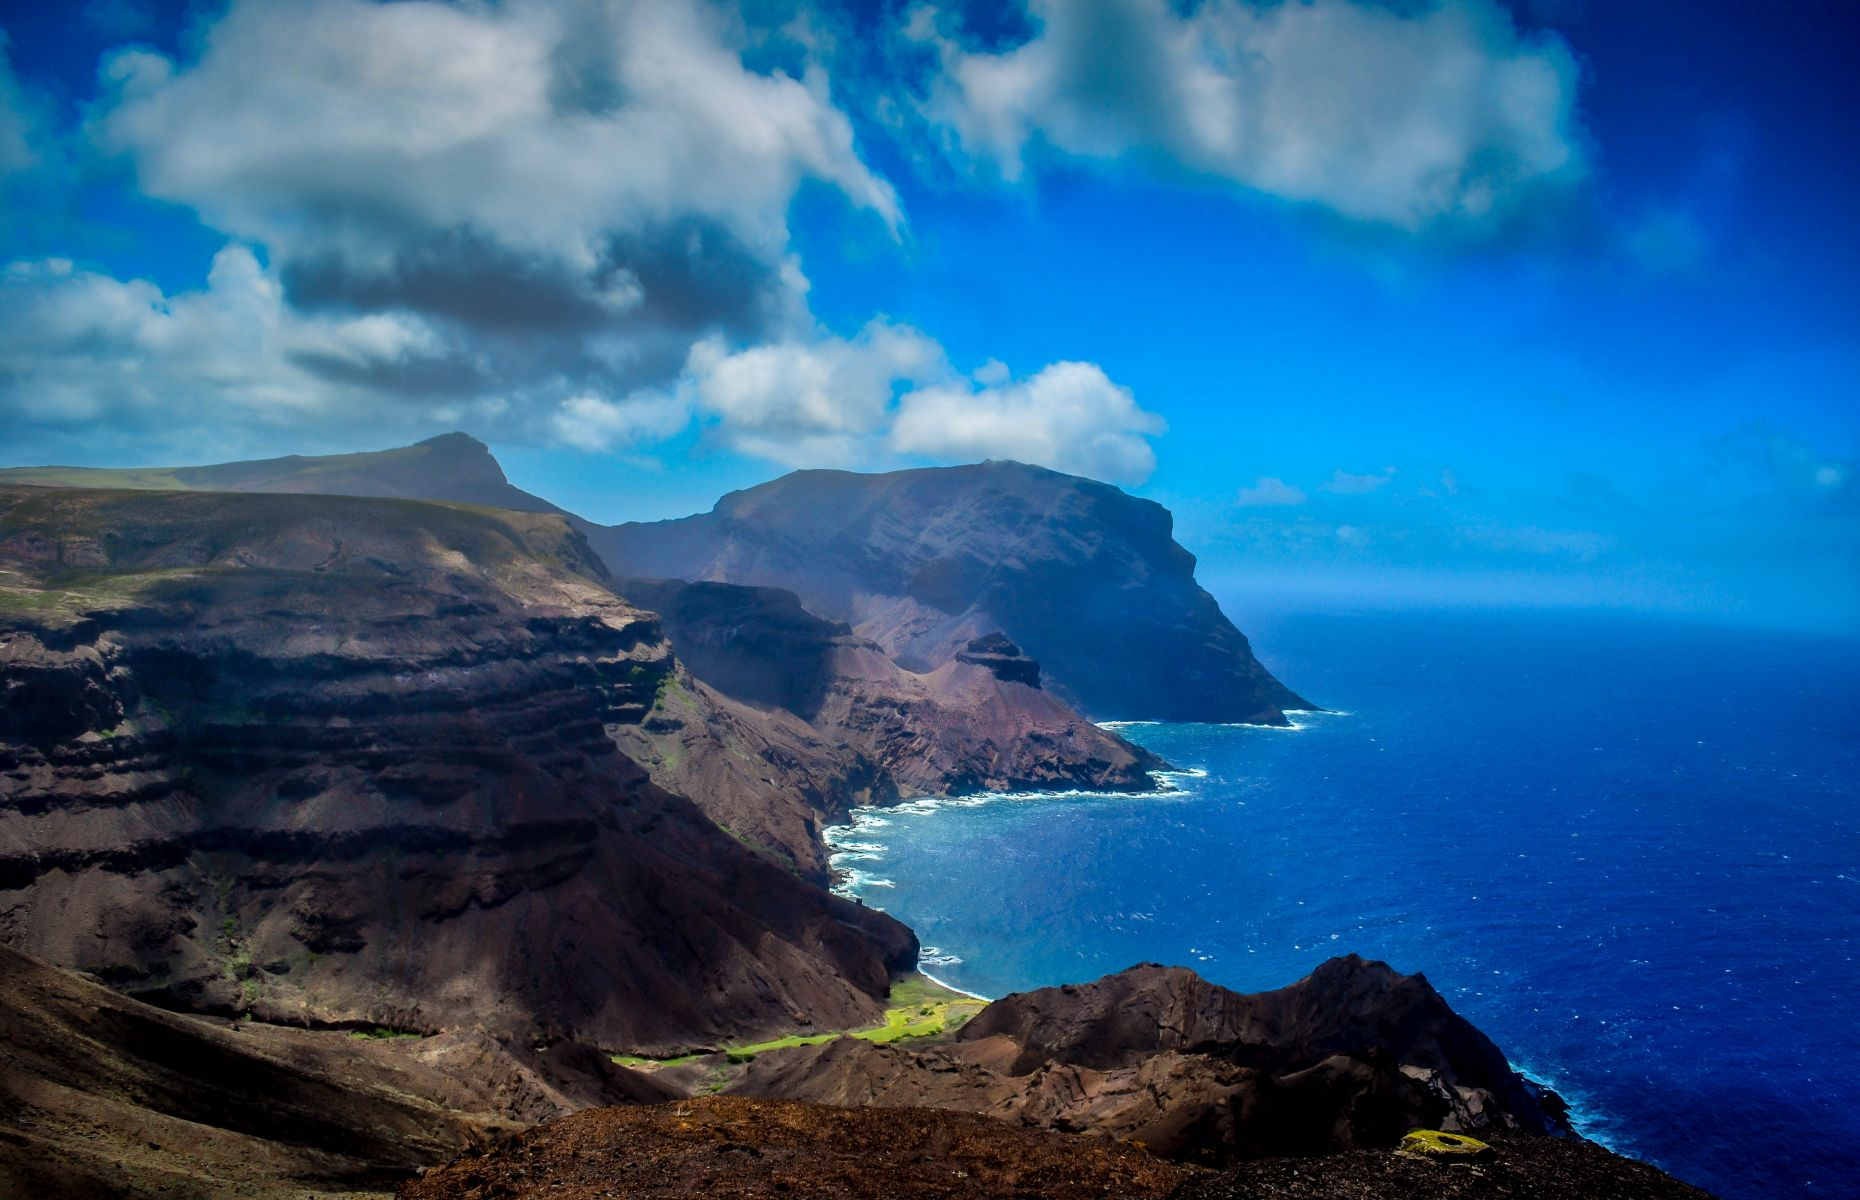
[826, 607, 1860, 1200]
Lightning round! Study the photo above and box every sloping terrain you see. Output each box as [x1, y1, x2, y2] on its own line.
[594, 460, 1312, 724]
[730, 957, 1569, 1166]
[0, 431, 561, 515]
[0, 942, 674, 1200]
[398, 1096, 1192, 1200]
[0, 485, 914, 1051]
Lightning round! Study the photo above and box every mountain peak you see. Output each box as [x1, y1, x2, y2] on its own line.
[415, 431, 491, 454]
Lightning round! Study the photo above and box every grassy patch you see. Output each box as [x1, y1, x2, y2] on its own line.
[347, 1027, 425, 1041]
[611, 974, 988, 1069]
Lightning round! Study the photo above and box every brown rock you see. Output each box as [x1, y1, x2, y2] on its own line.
[0, 486, 913, 1050]
[397, 1096, 1192, 1200]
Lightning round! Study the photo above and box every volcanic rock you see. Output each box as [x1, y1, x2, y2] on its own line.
[731, 957, 1570, 1166]
[397, 1096, 1192, 1200]
[1169, 1135, 1717, 1199]
[955, 632, 1042, 687]
[610, 577, 1163, 879]
[0, 485, 914, 1050]
[591, 460, 1313, 723]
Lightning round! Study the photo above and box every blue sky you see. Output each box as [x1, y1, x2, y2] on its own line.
[0, 0, 1853, 633]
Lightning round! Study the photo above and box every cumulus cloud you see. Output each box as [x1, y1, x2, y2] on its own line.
[0, 248, 492, 444]
[3, 0, 1174, 481]
[39, 0, 905, 447]
[913, 0, 1585, 231]
[548, 391, 691, 454]
[669, 325, 1162, 482]
[1325, 466, 1397, 494]
[891, 360, 1165, 484]
[683, 320, 945, 464]
[1236, 476, 1307, 507]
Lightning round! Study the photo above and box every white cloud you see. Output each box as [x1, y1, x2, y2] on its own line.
[891, 360, 1164, 484]
[1236, 476, 1307, 507]
[683, 320, 946, 465]
[0, 247, 494, 440]
[548, 391, 690, 453]
[64, 0, 905, 443]
[914, 0, 1584, 231]
[98, 0, 898, 273]
[1325, 466, 1397, 494]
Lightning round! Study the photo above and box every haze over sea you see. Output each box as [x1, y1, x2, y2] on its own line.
[827, 608, 1860, 1200]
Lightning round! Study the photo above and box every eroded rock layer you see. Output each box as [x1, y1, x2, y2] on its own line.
[0, 486, 914, 1050]
[611, 577, 1163, 879]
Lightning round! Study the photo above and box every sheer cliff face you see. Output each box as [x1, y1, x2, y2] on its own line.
[0, 487, 914, 1050]
[592, 461, 1311, 724]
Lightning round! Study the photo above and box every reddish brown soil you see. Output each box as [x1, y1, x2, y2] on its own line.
[398, 1096, 1192, 1200]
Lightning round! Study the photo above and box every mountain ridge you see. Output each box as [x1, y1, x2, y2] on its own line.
[4, 434, 1311, 724]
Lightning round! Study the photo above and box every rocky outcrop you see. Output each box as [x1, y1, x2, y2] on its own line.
[0, 941, 678, 1199]
[610, 577, 1164, 880]
[955, 632, 1041, 687]
[0, 486, 915, 1051]
[731, 957, 1569, 1166]
[592, 460, 1312, 724]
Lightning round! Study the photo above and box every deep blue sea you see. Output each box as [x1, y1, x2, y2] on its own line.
[825, 609, 1860, 1200]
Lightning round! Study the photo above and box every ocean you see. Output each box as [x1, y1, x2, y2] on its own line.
[824, 608, 1860, 1200]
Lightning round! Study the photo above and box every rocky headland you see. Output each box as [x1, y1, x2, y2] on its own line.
[594, 459, 1313, 724]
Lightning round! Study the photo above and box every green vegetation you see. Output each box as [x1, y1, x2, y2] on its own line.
[0, 466, 191, 490]
[347, 1026, 426, 1041]
[612, 974, 987, 1070]
[1397, 1130, 1495, 1161]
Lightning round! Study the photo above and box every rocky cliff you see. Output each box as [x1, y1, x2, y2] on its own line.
[0, 485, 915, 1051]
[613, 577, 1164, 877]
[592, 461, 1312, 724]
